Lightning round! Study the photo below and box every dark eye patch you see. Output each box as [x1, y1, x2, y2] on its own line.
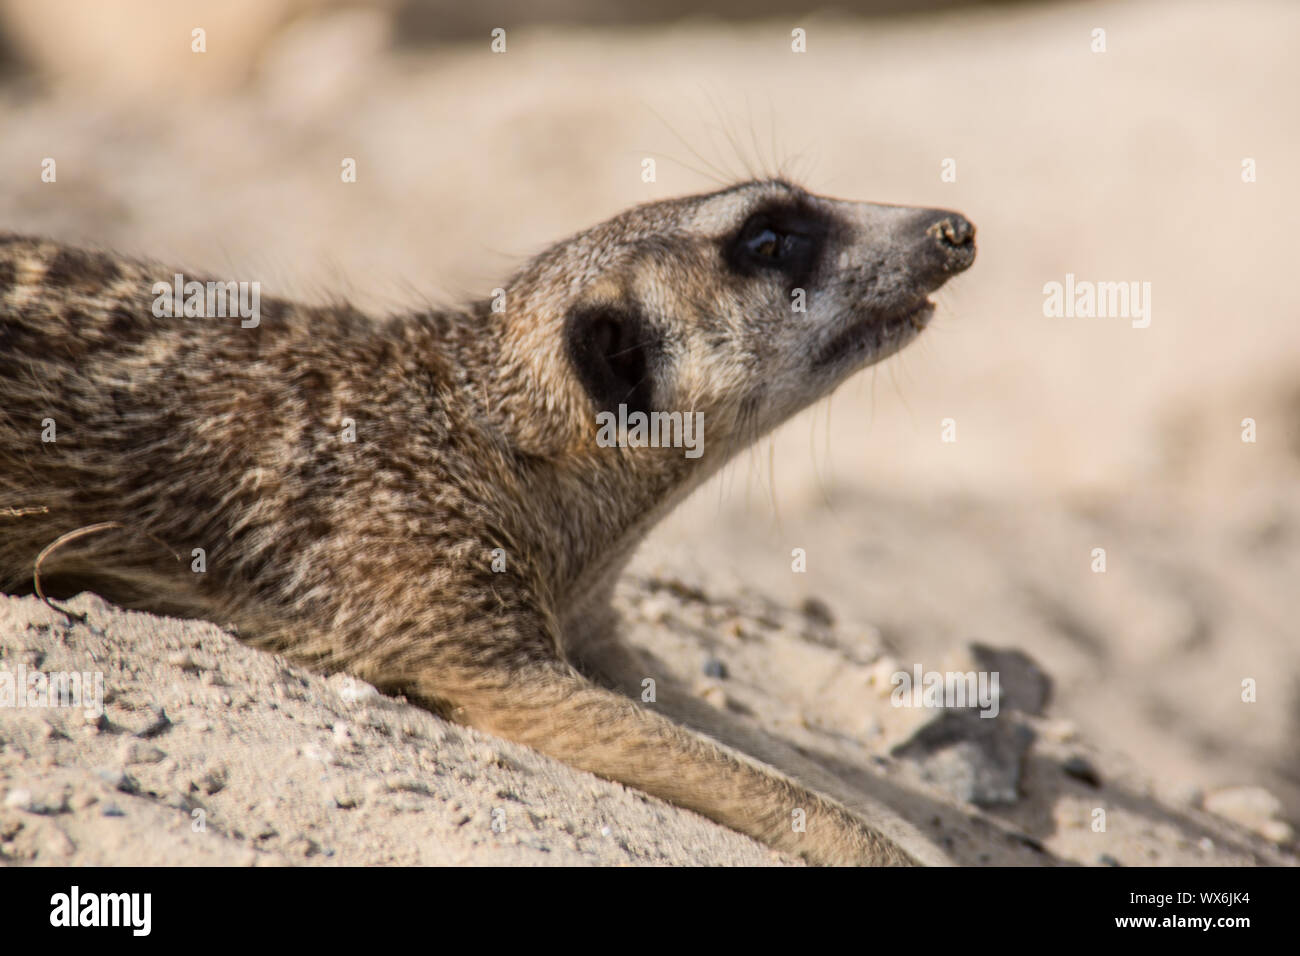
[723, 200, 831, 289]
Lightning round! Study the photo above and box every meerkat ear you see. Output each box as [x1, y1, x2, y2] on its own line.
[564, 304, 658, 417]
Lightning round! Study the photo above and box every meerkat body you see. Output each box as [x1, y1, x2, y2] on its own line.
[0, 180, 974, 865]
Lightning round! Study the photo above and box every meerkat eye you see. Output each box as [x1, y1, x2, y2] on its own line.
[743, 225, 804, 264]
[725, 204, 829, 282]
[749, 229, 782, 258]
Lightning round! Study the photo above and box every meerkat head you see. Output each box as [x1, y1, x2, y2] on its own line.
[497, 179, 974, 472]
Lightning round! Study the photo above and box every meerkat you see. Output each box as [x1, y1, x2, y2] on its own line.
[0, 179, 974, 865]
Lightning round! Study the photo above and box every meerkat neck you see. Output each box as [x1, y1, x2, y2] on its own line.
[392, 304, 695, 602]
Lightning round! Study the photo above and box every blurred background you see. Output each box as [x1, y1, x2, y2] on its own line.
[1, 0, 1297, 835]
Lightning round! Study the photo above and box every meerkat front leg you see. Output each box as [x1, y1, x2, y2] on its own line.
[377, 598, 917, 866]
[443, 661, 915, 865]
[568, 628, 950, 866]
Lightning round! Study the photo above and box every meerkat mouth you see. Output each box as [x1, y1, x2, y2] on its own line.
[812, 299, 934, 370]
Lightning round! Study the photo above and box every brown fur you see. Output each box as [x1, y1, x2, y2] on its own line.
[0, 180, 974, 865]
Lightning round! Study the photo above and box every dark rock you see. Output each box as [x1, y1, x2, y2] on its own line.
[892, 710, 1034, 806]
[969, 644, 1052, 715]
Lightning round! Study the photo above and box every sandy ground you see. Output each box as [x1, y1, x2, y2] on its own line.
[1, 592, 783, 865]
[2, 585, 1291, 867]
[1, 0, 1298, 864]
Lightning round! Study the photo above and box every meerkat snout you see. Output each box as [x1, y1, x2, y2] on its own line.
[920, 211, 977, 285]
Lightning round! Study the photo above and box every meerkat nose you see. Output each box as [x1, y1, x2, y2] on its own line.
[920, 211, 977, 282]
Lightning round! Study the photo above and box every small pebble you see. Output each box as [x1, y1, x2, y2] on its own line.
[119, 740, 166, 765]
[640, 596, 674, 625]
[1204, 786, 1282, 825]
[867, 656, 903, 696]
[5, 787, 69, 814]
[286, 834, 321, 857]
[1259, 820, 1295, 844]
[336, 675, 380, 705]
[1041, 719, 1079, 744]
[383, 776, 431, 795]
[1203, 786, 1291, 841]
[96, 768, 139, 794]
[194, 768, 228, 795]
[333, 722, 359, 750]
[44, 828, 76, 858]
[1062, 755, 1102, 788]
[695, 682, 728, 710]
[167, 651, 203, 674]
[800, 596, 835, 628]
[298, 742, 335, 765]
[329, 783, 361, 810]
[134, 707, 172, 739]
